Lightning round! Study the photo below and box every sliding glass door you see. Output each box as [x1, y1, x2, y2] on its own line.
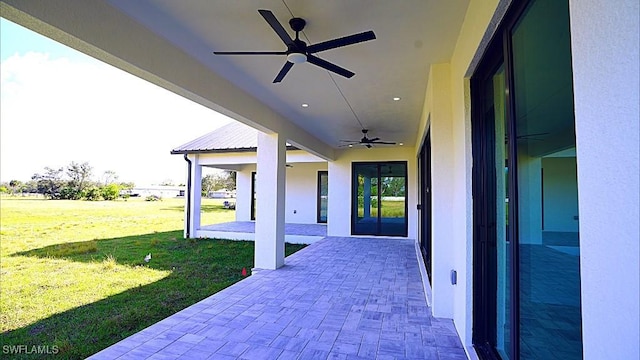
[352, 162, 407, 237]
[472, 0, 582, 358]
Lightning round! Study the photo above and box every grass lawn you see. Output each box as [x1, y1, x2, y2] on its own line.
[0, 196, 306, 359]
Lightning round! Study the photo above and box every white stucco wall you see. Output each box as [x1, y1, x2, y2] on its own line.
[569, 0, 640, 358]
[235, 167, 252, 221]
[285, 163, 328, 224]
[233, 162, 327, 225]
[327, 147, 417, 239]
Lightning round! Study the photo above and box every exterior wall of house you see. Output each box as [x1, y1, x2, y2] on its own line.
[415, 0, 506, 351]
[569, 0, 639, 358]
[327, 146, 417, 239]
[234, 162, 327, 225]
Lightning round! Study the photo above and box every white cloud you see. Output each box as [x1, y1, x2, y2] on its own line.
[1, 52, 231, 185]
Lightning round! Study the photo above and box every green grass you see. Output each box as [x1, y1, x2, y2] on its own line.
[0, 196, 306, 359]
[357, 200, 406, 218]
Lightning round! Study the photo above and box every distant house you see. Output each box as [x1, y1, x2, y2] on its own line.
[121, 185, 185, 198]
[208, 189, 235, 199]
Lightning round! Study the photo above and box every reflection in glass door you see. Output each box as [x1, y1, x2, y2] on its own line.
[511, 0, 582, 358]
[352, 162, 407, 237]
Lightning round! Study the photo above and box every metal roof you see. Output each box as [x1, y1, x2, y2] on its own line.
[171, 121, 297, 154]
[171, 121, 259, 154]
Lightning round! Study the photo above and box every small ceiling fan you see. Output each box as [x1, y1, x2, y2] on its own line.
[340, 129, 397, 149]
[213, 9, 376, 83]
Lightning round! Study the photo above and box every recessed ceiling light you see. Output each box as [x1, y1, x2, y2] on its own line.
[348, 144, 353, 148]
[393, 97, 401, 101]
[399, 142, 404, 146]
[301, 103, 309, 108]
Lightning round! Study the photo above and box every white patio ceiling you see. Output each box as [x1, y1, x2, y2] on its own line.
[1, 0, 469, 158]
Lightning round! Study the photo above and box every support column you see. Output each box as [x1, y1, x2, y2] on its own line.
[186, 155, 201, 238]
[254, 132, 286, 270]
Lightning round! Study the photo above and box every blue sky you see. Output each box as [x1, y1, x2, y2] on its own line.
[0, 18, 231, 185]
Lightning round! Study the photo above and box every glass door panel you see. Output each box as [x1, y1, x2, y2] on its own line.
[492, 65, 512, 360]
[511, 0, 582, 358]
[379, 163, 407, 236]
[353, 163, 379, 235]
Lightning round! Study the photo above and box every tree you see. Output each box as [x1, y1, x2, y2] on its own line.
[160, 179, 174, 186]
[102, 170, 119, 185]
[119, 182, 135, 191]
[32, 167, 64, 199]
[201, 171, 236, 196]
[67, 161, 93, 194]
[201, 174, 217, 195]
[8, 180, 22, 195]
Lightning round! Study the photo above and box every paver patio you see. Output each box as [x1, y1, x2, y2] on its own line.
[88, 237, 467, 360]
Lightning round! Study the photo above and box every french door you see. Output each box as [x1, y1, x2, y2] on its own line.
[351, 162, 408, 237]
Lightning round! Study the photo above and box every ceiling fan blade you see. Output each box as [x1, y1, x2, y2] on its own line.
[214, 51, 287, 55]
[307, 55, 355, 78]
[273, 61, 294, 83]
[258, 10, 294, 46]
[371, 141, 396, 145]
[307, 30, 376, 53]
[369, 137, 380, 142]
[366, 144, 373, 149]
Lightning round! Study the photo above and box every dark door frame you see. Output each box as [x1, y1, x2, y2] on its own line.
[471, 0, 532, 358]
[419, 132, 433, 281]
[350, 161, 408, 237]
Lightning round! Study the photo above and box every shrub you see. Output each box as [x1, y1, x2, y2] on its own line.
[84, 187, 102, 201]
[101, 184, 120, 201]
[59, 186, 83, 200]
[145, 195, 161, 201]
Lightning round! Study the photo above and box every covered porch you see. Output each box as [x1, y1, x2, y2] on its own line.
[88, 237, 467, 360]
[197, 221, 327, 245]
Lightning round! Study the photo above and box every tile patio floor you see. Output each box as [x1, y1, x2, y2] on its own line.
[88, 237, 467, 360]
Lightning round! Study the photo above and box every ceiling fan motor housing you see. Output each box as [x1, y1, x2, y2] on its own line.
[289, 18, 306, 32]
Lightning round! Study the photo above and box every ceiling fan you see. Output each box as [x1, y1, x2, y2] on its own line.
[213, 9, 376, 83]
[340, 129, 397, 148]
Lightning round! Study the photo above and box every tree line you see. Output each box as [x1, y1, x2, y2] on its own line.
[0, 162, 134, 201]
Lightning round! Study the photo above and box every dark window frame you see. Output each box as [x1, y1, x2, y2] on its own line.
[250, 171, 256, 221]
[317, 171, 328, 224]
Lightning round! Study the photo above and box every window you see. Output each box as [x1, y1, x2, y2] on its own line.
[317, 171, 328, 223]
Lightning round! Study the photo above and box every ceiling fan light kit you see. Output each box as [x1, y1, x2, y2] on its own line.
[213, 9, 376, 83]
